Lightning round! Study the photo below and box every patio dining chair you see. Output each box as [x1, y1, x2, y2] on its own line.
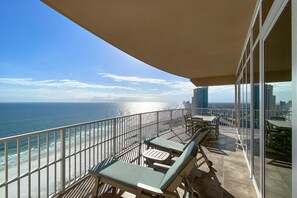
[265, 120, 284, 148]
[208, 116, 221, 138]
[192, 117, 204, 134]
[184, 114, 194, 134]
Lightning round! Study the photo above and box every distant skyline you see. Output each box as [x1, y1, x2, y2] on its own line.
[0, 1, 289, 104]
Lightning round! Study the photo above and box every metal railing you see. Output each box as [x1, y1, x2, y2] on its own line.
[0, 109, 187, 198]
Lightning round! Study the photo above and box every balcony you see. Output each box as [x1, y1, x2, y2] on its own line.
[0, 108, 256, 198]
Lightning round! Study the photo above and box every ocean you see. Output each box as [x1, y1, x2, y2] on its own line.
[0, 102, 180, 169]
[0, 102, 179, 139]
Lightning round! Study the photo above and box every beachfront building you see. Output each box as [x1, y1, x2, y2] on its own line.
[0, 0, 295, 197]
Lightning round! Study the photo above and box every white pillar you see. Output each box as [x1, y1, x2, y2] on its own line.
[292, 1, 297, 198]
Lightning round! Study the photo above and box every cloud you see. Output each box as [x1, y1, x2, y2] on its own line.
[0, 78, 136, 90]
[99, 73, 196, 93]
[99, 73, 169, 84]
[169, 81, 196, 91]
[0, 87, 164, 102]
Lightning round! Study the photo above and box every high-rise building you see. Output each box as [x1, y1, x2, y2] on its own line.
[192, 87, 208, 114]
[253, 84, 276, 111]
[265, 84, 276, 111]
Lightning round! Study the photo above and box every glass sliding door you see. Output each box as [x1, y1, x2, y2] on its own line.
[253, 43, 260, 191]
[246, 61, 251, 166]
[263, 2, 292, 197]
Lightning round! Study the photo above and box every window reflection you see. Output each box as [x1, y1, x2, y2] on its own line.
[264, 3, 291, 197]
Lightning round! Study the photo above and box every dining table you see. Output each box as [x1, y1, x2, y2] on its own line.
[192, 115, 216, 123]
[267, 119, 292, 130]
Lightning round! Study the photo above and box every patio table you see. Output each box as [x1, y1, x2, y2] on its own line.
[267, 120, 292, 130]
[142, 149, 170, 167]
[192, 115, 216, 123]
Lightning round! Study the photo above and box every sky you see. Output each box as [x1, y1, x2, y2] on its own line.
[0, 0, 238, 103]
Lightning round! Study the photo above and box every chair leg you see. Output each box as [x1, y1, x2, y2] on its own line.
[183, 177, 200, 198]
[215, 128, 219, 139]
[199, 145, 213, 169]
[92, 177, 100, 198]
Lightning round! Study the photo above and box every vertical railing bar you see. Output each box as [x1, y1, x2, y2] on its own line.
[157, 111, 159, 137]
[100, 122, 103, 163]
[93, 123, 95, 166]
[28, 137, 31, 198]
[123, 118, 125, 149]
[38, 134, 40, 198]
[109, 120, 111, 156]
[89, 124, 91, 170]
[138, 114, 142, 165]
[113, 118, 116, 156]
[104, 121, 106, 159]
[117, 119, 119, 154]
[117, 119, 119, 152]
[79, 125, 82, 178]
[69, 128, 71, 185]
[54, 131, 57, 194]
[4, 141, 8, 198]
[121, 118, 123, 151]
[74, 127, 77, 181]
[60, 129, 66, 194]
[97, 122, 99, 163]
[126, 117, 128, 149]
[121, 118, 123, 150]
[110, 120, 112, 156]
[106, 121, 108, 157]
[46, 132, 49, 197]
[84, 125, 86, 175]
[170, 110, 173, 131]
[17, 138, 20, 198]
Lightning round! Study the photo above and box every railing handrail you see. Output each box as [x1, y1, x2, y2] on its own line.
[0, 108, 184, 142]
[190, 107, 235, 110]
[4, 107, 289, 142]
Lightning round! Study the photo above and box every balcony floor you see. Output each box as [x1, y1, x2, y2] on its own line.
[59, 126, 257, 198]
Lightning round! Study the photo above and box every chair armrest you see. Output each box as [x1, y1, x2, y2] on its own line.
[153, 162, 171, 173]
[137, 183, 164, 195]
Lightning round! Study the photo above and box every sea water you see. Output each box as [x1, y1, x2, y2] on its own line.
[0, 102, 179, 170]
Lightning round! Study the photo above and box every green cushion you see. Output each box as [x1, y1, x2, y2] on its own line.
[144, 127, 210, 154]
[89, 158, 165, 189]
[159, 142, 198, 189]
[144, 137, 185, 154]
[183, 127, 210, 150]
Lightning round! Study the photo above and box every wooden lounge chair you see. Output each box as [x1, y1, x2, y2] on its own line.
[89, 142, 199, 198]
[144, 127, 213, 168]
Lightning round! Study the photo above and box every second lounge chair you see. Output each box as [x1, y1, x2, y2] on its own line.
[144, 127, 213, 168]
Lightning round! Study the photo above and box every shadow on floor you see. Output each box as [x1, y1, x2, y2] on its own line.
[188, 167, 235, 198]
[201, 132, 239, 156]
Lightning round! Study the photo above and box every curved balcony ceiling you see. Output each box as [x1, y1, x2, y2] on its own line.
[42, 0, 257, 86]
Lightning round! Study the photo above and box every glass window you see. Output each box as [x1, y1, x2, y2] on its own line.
[253, 43, 260, 188]
[264, 3, 292, 197]
[246, 61, 251, 164]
